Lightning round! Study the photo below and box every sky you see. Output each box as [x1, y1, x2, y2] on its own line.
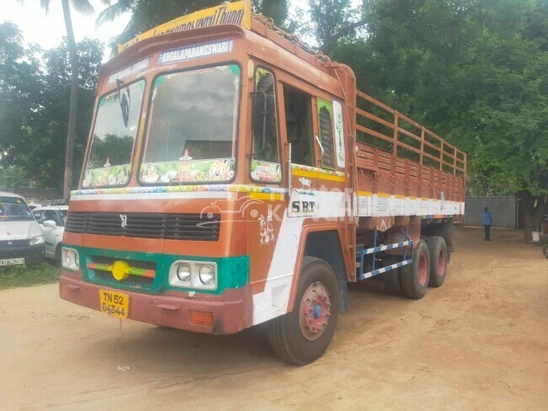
[3, 0, 361, 61]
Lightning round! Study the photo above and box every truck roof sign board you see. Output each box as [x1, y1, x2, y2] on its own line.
[117, 1, 252, 54]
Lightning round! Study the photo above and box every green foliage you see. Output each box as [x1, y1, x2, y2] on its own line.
[327, 0, 548, 196]
[0, 263, 59, 290]
[0, 23, 103, 189]
[0, 166, 30, 188]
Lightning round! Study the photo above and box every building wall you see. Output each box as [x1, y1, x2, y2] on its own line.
[464, 196, 517, 228]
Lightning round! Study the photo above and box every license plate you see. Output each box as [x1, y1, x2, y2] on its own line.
[99, 290, 129, 319]
[0, 258, 25, 267]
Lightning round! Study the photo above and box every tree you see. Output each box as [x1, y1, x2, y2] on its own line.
[21, 0, 107, 201]
[325, 0, 548, 232]
[0, 166, 30, 189]
[0, 22, 43, 167]
[25, 38, 104, 189]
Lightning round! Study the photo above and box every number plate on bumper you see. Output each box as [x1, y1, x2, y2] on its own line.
[0, 258, 25, 266]
[100, 290, 129, 319]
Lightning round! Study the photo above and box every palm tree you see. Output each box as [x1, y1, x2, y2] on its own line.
[23, 0, 110, 201]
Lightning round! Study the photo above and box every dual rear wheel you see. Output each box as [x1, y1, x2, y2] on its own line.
[383, 236, 448, 299]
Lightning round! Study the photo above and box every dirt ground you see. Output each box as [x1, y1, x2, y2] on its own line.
[1, 228, 547, 411]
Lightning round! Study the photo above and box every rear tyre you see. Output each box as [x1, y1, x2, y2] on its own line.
[55, 245, 62, 266]
[427, 236, 448, 288]
[400, 240, 430, 300]
[268, 256, 341, 365]
[382, 255, 402, 295]
[543, 244, 548, 259]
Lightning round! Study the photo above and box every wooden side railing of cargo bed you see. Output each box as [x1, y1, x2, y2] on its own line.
[355, 91, 467, 177]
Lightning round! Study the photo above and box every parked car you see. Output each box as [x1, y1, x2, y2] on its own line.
[32, 206, 68, 263]
[28, 203, 43, 211]
[0, 192, 45, 267]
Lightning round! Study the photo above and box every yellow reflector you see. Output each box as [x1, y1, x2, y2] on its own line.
[111, 260, 130, 281]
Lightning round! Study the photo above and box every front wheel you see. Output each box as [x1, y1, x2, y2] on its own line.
[268, 256, 341, 365]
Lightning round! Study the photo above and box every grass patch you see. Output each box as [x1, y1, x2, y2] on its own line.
[0, 263, 60, 290]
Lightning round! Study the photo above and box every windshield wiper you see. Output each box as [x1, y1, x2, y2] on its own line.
[116, 79, 131, 128]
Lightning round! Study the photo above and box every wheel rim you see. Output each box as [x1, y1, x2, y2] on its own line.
[419, 253, 428, 286]
[438, 248, 446, 277]
[299, 281, 331, 341]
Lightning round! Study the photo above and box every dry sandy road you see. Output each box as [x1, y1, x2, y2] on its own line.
[1, 229, 547, 411]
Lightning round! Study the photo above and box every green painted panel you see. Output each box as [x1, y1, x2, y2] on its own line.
[70, 245, 249, 296]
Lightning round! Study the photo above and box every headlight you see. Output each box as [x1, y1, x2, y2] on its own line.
[176, 263, 192, 283]
[169, 261, 217, 290]
[199, 265, 216, 286]
[30, 236, 44, 246]
[62, 248, 79, 271]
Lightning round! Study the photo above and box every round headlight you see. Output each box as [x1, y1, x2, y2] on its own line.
[199, 265, 215, 285]
[176, 264, 191, 282]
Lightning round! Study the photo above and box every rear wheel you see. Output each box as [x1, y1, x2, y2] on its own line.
[55, 245, 62, 266]
[382, 255, 402, 295]
[400, 240, 430, 300]
[427, 236, 448, 288]
[268, 256, 341, 365]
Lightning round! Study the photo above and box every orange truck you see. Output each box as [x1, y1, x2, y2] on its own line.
[59, 1, 467, 365]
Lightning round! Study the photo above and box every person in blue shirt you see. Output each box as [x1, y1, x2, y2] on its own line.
[483, 206, 493, 241]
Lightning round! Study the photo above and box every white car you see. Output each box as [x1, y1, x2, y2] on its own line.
[0, 192, 45, 266]
[32, 206, 68, 262]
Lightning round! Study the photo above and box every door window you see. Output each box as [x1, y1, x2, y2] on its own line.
[250, 68, 281, 183]
[283, 85, 314, 166]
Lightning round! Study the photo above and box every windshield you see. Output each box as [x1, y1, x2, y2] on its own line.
[82, 80, 145, 188]
[140, 65, 240, 184]
[0, 197, 33, 221]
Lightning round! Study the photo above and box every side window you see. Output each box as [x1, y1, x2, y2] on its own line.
[317, 99, 335, 169]
[33, 211, 42, 222]
[283, 85, 314, 166]
[250, 68, 281, 183]
[44, 210, 56, 223]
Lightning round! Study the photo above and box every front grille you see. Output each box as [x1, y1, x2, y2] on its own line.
[93, 271, 154, 287]
[66, 212, 220, 241]
[87, 255, 156, 288]
[91, 255, 156, 271]
[0, 239, 30, 248]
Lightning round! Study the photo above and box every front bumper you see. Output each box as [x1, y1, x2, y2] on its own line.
[0, 244, 45, 265]
[59, 272, 253, 335]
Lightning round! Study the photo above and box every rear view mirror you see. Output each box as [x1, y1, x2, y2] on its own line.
[43, 220, 57, 228]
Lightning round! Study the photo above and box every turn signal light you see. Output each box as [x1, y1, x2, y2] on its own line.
[189, 310, 214, 326]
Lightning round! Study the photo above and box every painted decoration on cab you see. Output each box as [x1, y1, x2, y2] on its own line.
[82, 164, 131, 188]
[251, 160, 281, 183]
[140, 158, 235, 184]
[333, 100, 345, 168]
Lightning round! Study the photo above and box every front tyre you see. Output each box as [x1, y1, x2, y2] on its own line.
[268, 256, 341, 365]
